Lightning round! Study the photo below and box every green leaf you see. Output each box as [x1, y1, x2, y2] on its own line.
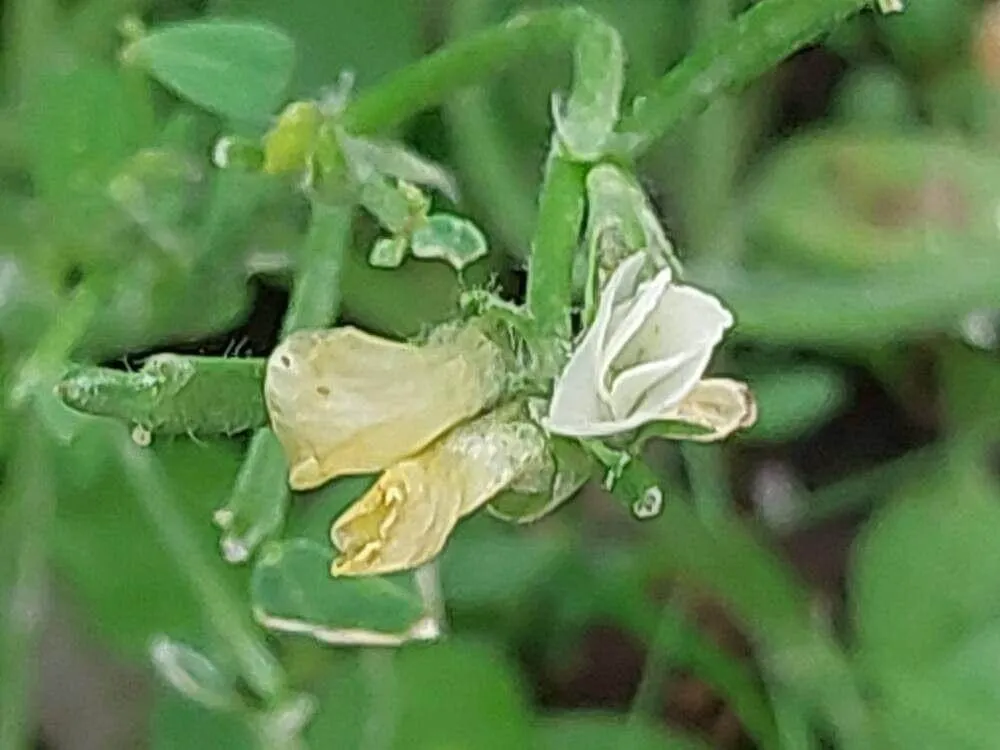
[307, 641, 535, 750]
[746, 133, 1000, 273]
[410, 213, 489, 271]
[251, 539, 435, 646]
[743, 364, 849, 442]
[439, 515, 568, 611]
[24, 64, 154, 245]
[212, 0, 420, 96]
[852, 458, 1000, 667]
[124, 20, 295, 122]
[873, 631, 1000, 749]
[536, 712, 713, 750]
[368, 235, 409, 269]
[852, 455, 1000, 747]
[152, 687, 255, 750]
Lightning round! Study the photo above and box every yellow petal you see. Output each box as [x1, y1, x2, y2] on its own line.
[265, 324, 505, 490]
[330, 410, 547, 577]
[661, 378, 757, 442]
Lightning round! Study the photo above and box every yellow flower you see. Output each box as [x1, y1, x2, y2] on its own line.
[330, 410, 547, 576]
[264, 324, 505, 491]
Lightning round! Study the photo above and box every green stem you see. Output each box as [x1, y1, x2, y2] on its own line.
[340, 7, 592, 135]
[618, 0, 872, 159]
[0, 418, 54, 750]
[57, 356, 267, 436]
[684, 0, 743, 261]
[611, 457, 874, 748]
[282, 201, 354, 334]
[216, 201, 354, 563]
[526, 149, 587, 341]
[117, 436, 286, 704]
[680, 443, 731, 526]
[626, 599, 779, 750]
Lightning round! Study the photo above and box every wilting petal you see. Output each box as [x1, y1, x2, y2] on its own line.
[265, 324, 504, 490]
[330, 410, 548, 576]
[659, 378, 757, 442]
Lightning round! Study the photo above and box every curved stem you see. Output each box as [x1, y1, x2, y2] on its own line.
[618, 0, 873, 159]
[444, 0, 538, 258]
[341, 7, 592, 136]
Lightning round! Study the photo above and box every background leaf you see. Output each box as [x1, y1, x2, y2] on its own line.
[125, 20, 295, 122]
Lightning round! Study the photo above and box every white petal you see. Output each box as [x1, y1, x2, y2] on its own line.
[545, 252, 654, 434]
[597, 269, 672, 406]
[658, 378, 757, 442]
[542, 323, 607, 435]
[542, 405, 655, 438]
[607, 350, 703, 419]
[621, 283, 733, 367]
[590, 251, 650, 355]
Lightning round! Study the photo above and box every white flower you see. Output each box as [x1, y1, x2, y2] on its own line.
[543, 252, 755, 440]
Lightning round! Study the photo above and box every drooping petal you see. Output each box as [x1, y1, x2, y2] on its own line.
[658, 378, 757, 442]
[330, 410, 548, 576]
[265, 324, 504, 490]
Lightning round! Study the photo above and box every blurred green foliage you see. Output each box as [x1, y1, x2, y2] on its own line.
[4, 0, 1000, 748]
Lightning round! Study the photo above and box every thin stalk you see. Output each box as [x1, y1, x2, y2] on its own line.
[118, 438, 286, 704]
[526, 149, 587, 341]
